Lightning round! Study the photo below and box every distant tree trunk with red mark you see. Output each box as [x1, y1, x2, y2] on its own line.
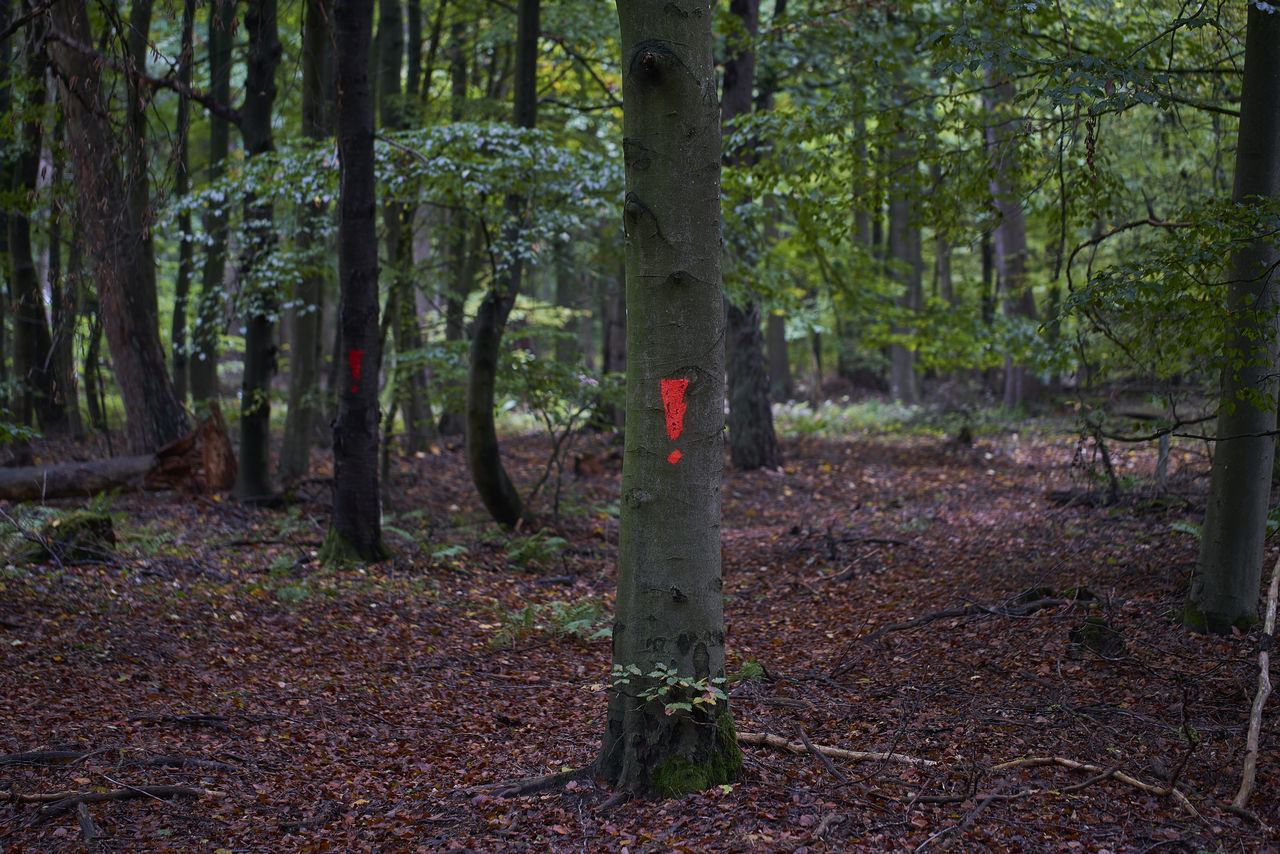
[598, 0, 739, 797]
[322, 0, 389, 566]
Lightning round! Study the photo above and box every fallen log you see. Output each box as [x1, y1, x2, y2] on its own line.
[0, 455, 156, 502]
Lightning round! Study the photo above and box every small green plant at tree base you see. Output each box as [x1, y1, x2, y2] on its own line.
[486, 596, 611, 648]
[611, 662, 729, 719]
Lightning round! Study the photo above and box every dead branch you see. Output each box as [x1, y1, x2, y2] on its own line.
[468, 765, 593, 798]
[0, 750, 91, 766]
[30, 785, 226, 824]
[990, 756, 1202, 821]
[1234, 551, 1278, 810]
[737, 731, 937, 768]
[794, 724, 848, 782]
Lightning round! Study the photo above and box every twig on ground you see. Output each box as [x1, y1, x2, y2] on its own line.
[1234, 551, 1278, 811]
[29, 785, 225, 824]
[466, 765, 593, 798]
[990, 756, 1202, 821]
[794, 724, 848, 782]
[737, 731, 937, 767]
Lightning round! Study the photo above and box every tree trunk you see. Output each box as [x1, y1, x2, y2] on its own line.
[599, 0, 740, 798]
[171, 0, 196, 403]
[8, 21, 64, 434]
[1188, 6, 1280, 634]
[231, 0, 283, 503]
[323, 0, 389, 566]
[985, 73, 1036, 410]
[598, 260, 626, 428]
[721, 0, 780, 471]
[280, 0, 331, 482]
[888, 170, 921, 404]
[49, 0, 189, 454]
[190, 0, 236, 405]
[465, 0, 538, 528]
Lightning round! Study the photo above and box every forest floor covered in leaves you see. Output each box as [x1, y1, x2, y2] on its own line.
[0, 415, 1277, 852]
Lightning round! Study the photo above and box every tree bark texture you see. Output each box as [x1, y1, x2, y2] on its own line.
[465, 0, 538, 528]
[437, 22, 473, 437]
[171, 0, 196, 403]
[231, 0, 283, 503]
[48, 0, 189, 454]
[599, 0, 740, 797]
[324, 0, 388, 565]
[1189, 5, 1280, 634]
[887, 160, 921, 404]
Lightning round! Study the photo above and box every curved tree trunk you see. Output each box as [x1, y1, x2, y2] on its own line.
[464, 0, 538, 528]
[171, 0, 195, 403]
[1188, 6, 1280, 634]
[49, 0, 189, 454]
[599, 0, 739, 798]
[324, 0, 389, 566]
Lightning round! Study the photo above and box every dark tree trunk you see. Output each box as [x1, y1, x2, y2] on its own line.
[465, 0, 538, 527]
[323, 0, 389, 565]
[8, 21, 65, 434]
[49, 0, 189, 454]
[600, 0, 739, 798]
[190, 0, 236, 405]
[721, 0, 780, 471]
[598, 261, 626, 428]
[231, 0, 283, 503]
[280, 0, 332, 482]
[171, 0, 196, 403]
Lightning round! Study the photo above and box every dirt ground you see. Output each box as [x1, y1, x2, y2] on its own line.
[0, 424, 1276, 852]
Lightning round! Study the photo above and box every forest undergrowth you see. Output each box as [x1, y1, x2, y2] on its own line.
[0, 422, 1276, 852]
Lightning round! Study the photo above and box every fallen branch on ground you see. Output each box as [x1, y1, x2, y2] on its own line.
[27, 785, 226, 823]
[464, 765, 593, 798]
[1235, 551, 1278, 811]
[991, 756, 1201, 820]
[737, 731, 937, 767]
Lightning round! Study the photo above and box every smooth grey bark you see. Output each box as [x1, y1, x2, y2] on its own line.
[324, 0, 389, 566]
[1188, 5, 1280, 634]
[280, 0, 331, 482]
[465, 0, 538, 528]
[598, 0, 739, 798]
[985, 74, 1036, 409]
[231, 0, 283, 503]
[49, 0, 189, 454]
[190, 0, 236, 405]
[887, 136, 921, 405]
[721, 0, 780, 471]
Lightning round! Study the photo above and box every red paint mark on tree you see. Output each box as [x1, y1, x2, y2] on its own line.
[348, 349, 364, 393]
[661, 378, 690, 464]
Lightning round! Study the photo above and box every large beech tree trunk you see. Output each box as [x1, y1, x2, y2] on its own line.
[48, 0, 189, 454]
[598, 0, 740, 797]
[1188, 6, 1280, 634]
[323, 0, 388, 565]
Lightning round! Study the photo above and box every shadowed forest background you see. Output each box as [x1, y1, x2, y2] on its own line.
[1, 0, 1279, 850]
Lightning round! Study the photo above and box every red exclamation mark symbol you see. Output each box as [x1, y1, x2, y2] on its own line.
[348, 349, 364, 393]
[661, 378, 689, 464]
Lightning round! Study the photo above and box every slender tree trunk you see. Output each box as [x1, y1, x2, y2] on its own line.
[280, 0, 332, 482]
[721, 0, 780, 471]
[599, 0, 739, 798]
[171, 0, 195, 403]
[1188, 6, 1280, 634]
[465, 0, 538, 527]
[231, 0, 283, 503]
[190, 0, 236, 405]
[324, 0, 389, 565]
[48, 123, 83, 439]
[599, 261, 626, 428]
[0, 0, 10, 417]
[985, 73, 1036, 410]
[8, 22, 64, 433]
[49, 0, 189, 454]
[888, 154, 921, 405]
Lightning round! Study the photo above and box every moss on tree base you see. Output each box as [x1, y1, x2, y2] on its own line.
[651, 712, 742, 798]
[1182, 600, 1259, 635]
[319, 526, 389, 568]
